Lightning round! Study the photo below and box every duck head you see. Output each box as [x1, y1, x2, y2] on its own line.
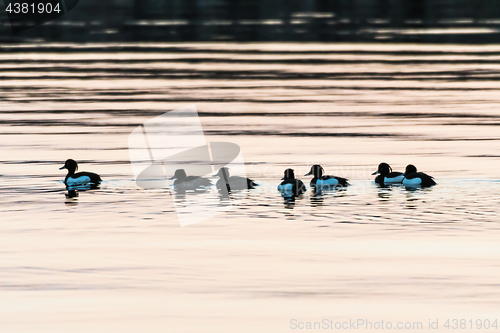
[170, 169, 187, 180]
[404, 164, 417, 176]
[214, 167, 230, 178]
[372, 162, 392, 176]
[282, 168, 295, 180]
[59, 159, 78, 175]
[304, 165, 323, 178]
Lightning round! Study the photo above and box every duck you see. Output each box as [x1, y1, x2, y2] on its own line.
[60, 159, 102, 187]
[304, 165, 349, 188]
[214, 167, 257, 192]
[278, 168, 306, 197]
[170, 169, 212, 190]
[402, 164, 436, 187]
[372, 162, 404, 185]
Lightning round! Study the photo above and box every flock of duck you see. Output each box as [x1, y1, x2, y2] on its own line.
[277, 163, 435, 197]
[60, 159, 436, 198]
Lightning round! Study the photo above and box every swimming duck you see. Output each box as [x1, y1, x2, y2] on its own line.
[402, 164, 436, 187]
[170, 169, 212, 190]
[214, 167, 257, 192]
[60, 159, 102, 187]
[372, 162, 404, 185]
[304, 165, 349, 188]
[278, 168, 306, 197]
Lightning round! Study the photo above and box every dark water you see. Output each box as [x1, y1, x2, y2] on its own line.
[1, 43, 500, 332]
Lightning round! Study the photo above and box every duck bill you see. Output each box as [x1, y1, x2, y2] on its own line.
[372, 170, 379, 175]
[59, 165, 66, 170]
[304, 171, 312, 176]
[281, 177, 284, 180]
[169, 176, 176, 180]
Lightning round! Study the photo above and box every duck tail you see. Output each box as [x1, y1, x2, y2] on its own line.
[339, 177, 350, 187]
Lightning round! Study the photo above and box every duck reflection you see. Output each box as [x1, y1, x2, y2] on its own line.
[64, 183, 99, 202]
[310, 184, 349, 207]
[403, 187, 422, 210]
[310, 191, 324, 207]
[217, 191, 233, 206]
[173, 186, 210, 196]
[64, 200, 79, 207]
[283, 196, 298, 209]
[64, 189, 80, 205]
[171, 185, 212, 204]
[65, 189, 79, 198]
[376, 185, 394, 201]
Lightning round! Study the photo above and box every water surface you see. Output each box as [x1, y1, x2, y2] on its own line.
[1, 43, 500, 332]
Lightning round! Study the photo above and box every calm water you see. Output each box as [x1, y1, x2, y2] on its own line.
[1, 43, 500, 332]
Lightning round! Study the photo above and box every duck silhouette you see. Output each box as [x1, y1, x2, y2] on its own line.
[402, 164, 436, 187]
[372, 162, 404, 185]
[278, 168, 306, 197]
[170, 169, 212, 191]
[60, 159, 101, 188]
[214, 167, 257, 193]
[305, 165, 349, 189]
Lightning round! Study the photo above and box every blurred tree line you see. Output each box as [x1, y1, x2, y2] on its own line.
[2, 0, 500, 42]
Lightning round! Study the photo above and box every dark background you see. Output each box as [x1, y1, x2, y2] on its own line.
[1, 0, 500, 43]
